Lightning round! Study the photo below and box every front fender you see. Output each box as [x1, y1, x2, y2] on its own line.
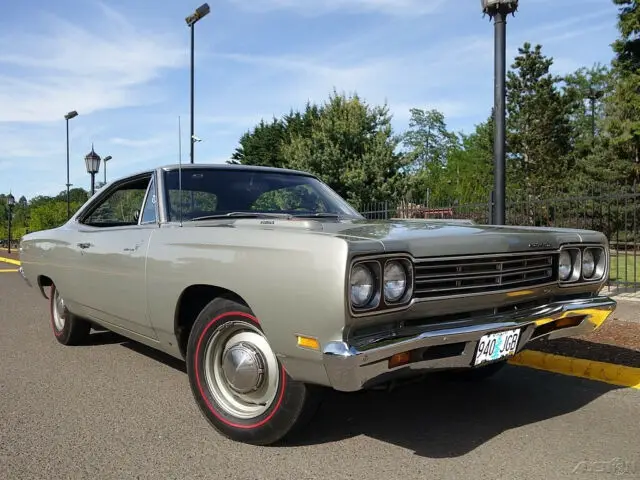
[145, 226, 379, 384]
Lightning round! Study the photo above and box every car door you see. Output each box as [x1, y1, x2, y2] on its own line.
[71, 172, 160, 340]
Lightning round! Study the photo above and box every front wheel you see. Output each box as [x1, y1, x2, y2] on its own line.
[186, 297, 321, 445]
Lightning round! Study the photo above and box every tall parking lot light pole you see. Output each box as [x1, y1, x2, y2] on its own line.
[482, 0, 518, 225]
[185, 3, 210, 164]
[103, 155, 112, 185]
[64, 110, 79, 220]
[6, 192, 15, 254]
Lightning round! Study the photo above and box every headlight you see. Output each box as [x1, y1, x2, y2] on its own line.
[383, 261, 407, 302]
[582, 249, 596, 279]
[558, 250, 573, 281]
[350, 264, 375, 307]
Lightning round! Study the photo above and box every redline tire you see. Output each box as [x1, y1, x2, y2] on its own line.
[49, 284, 91, 346]
[186, 297, 321, 445]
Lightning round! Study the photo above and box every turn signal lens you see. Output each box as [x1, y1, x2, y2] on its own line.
[388, 351, 411, 369]
[296, 335, 320, 350]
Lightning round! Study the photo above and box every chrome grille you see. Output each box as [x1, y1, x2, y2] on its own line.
[413, 252, 556, 299]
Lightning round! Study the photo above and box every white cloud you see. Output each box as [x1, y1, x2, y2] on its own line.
[0, 4, 186, 124]
[227, 0, 446, 16]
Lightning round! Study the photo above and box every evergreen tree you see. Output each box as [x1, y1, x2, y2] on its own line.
[506, 42, 575, 199]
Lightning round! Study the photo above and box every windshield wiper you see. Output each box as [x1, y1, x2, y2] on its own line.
[190, 212, 292, 221]
[292, 212, 343, 219]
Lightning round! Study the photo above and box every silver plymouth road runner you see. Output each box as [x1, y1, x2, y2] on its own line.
[18, 164, 616, 445]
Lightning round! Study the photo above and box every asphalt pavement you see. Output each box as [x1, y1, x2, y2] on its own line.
[1, 271, 639, 479]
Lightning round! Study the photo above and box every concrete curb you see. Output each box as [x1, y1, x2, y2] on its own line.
[509, 349, 640, 390]
[0, 256, 20, 266]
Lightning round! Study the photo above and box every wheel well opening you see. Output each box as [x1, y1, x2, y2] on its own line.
[37, 275, 53, 299]
[174, 285, 248, 358]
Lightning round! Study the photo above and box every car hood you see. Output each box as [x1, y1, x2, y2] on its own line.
[321, 219, 603, 257]
[196, 217, 605, 258]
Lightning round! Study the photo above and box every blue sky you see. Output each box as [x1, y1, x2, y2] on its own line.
[0, 0, 620, 200]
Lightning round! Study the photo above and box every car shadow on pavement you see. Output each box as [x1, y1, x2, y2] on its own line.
[81, 330, 624, 458]
[284, 365, 624, 458]
[83, 330, 124, 346]
[85, 329, 187, 373]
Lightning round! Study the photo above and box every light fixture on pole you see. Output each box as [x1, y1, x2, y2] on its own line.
[84, 144, 101, 196]
[6, 192, 15, 254]
[185, 2, 211, 164]
[64, 110, 79, 220]
[481, 0, 518, 225]
[103, 155, 112, 185]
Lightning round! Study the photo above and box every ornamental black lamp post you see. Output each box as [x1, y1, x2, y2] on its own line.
[6, 192, 15, 254]
[482, 0, 518, 225]
[84, 145, 101, 196]
[64, 110, 79, 220]
[185, 3, 210, 164]
[103, 155, 112, 185]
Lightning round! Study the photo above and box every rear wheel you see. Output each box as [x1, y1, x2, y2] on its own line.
[49, 284, 91, 345]
[186, 297, 321, 445]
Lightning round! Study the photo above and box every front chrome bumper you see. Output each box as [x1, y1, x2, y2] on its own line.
[322, 296, 616, 392]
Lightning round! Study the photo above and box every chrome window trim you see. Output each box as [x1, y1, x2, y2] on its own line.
[138, 172, 159, 226]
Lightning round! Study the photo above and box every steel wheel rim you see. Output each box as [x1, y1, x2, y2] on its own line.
[203, 320, 280, 419]
[52, 289, 66, 331]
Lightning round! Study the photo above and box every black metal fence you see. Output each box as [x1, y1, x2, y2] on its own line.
[359, 187, 639, 293]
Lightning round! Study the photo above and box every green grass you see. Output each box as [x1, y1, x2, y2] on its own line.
[609, 254, 640, 284]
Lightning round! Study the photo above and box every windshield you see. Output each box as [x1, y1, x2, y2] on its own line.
[162, 167, 364, 222]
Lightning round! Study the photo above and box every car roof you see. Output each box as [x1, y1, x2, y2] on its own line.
[100, 163, 317, 192]
[158, 163, 314, 177]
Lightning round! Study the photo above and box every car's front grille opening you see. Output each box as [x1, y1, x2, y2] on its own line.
[413, 252, 557, 299]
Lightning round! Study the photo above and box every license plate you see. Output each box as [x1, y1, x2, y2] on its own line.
[473, 328, 521, 366]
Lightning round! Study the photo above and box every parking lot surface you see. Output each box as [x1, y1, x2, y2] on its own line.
[1, 272, 638, 479]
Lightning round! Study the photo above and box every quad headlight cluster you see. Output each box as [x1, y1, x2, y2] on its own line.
[349, 257, 413, 313]
[558, 246, 607, 284]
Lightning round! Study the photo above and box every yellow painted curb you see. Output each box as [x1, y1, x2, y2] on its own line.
[509, 349, 640, 390]
[0, 256, 20, 266]
[0, 268, 18, 273]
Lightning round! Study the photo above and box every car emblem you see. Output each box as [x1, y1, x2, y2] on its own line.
[528, 242, 552, 248]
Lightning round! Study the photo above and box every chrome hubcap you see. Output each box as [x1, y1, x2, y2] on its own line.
[221, 342, 265, 394]
[52, 289, 66, 331]
[203, 321, 279, 419]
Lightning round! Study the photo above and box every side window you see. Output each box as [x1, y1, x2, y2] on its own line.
[140, 176, 158, 224]
[82, 178, 149, 227]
